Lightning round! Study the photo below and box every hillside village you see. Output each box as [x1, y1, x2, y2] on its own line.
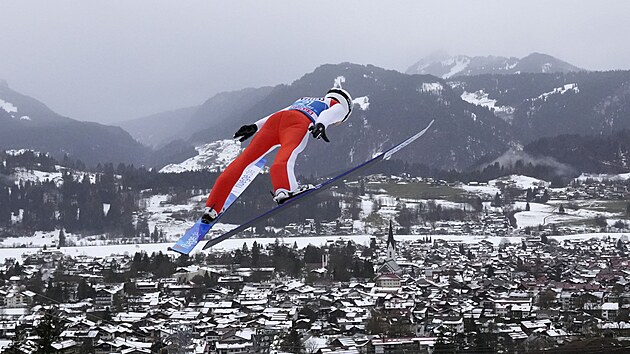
[1, 154, 630, 353]
[1, 221, 630, 353]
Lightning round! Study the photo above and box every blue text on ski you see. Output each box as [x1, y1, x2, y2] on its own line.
[169, 157, 267, 255]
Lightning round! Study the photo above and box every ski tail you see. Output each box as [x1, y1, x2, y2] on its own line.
[202, 120, 435, 249]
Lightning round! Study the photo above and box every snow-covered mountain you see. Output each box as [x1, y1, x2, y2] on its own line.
[159, 139, 242, 173]
[160, 63, 630, 174]
[406, 52, 582, 78]
[0, 80, 149, 165]
[5, 59, 630, 176]
[184, 63, 513, 173]
[452, 70, 630, 144]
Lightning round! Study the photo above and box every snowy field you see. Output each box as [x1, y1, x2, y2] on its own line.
[460, 89, 515, 117]
[9, 166, 98, 187]
[575, 172, 630, 182]
[458, 175, 549, 197]
[513, 200, 623, 229]
[2, 233, 629, 263]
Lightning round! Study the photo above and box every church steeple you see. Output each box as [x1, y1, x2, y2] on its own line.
[386, 220, 396, 259]
[377, 219, 402, 275]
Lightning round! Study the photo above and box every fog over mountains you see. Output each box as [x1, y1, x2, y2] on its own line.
[2, 53, 630, 176]
[0, 80, 149, 165]
[406, 52, 583, 78]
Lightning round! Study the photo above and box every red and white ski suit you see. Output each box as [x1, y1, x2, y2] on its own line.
[205, 96, 348, 212]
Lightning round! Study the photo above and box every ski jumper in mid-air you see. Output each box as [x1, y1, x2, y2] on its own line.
[201, 88, 353, 223]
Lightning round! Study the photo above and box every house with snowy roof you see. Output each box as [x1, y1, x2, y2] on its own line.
[94, 284, 124, 310]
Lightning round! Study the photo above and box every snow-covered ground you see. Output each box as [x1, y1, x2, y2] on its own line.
[159, 139, 242, 173]
[458, 184, 501, 197]
[0, 236, 374, 262]
[460, 90, 515, 119]
[12, 167, 64, 186]
[0, 98, 31, 120]
[0, 229, 113, 248]
[513, 200, 621, 229]
[352, 96, 370, 110]
[420, 82, 443, 95]
[142, 194, 199, 239]
[458, 175, 549, 196]
[575, 172, 630, 182]
[5, 164, 99, 187]
[512, 202, 579, 228]
[492, 175, 549, 190]
[0, 98, 18, 115]
[534, 83, 579, 101]
[443, 57, 471, 78]
[2, 233, 628, 263]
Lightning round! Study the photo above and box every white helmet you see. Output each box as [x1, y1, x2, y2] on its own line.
[325, 88, 352, 122]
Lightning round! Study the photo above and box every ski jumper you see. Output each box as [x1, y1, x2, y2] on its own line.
[205, 97, 348, 213]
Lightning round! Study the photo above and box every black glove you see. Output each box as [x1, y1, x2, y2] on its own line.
[233, 124, 258, 142]
[309, 123, 330, 143]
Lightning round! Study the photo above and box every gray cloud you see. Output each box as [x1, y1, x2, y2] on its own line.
[1, 0, 629, 124]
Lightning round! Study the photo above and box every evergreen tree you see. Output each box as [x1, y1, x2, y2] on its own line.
[58, 229, 66, 248]
[5, 326, 27, 354]
[44, 280, 64, 303]
[240, 242, 252, 267]
[525, 202, 530, 211]
[280, 328, 303, 354]
[526, 188, 534, 202]
[7, 261, 23, 277]
[151, 226, 160, 242]
[34, 308, 64, 354]
[251, 241, 261, 267]
[304, 245, 322, 264]
[366, 310, 386, 334]
[396, 204, 417, 232]
[558, 204, 565, 214]
[551, 223, 560, 236]
[491, 192, 502, 207]
[136, 218, 150, 243]
[594, 215, 608, 228]
[540, 189, 550, 203]
[486, 264, 495, 277]
[0, 187, 10, 226]
[541, 233, 549, 244]
[77, 279, 96, 300]
[26, 270, 45, 298]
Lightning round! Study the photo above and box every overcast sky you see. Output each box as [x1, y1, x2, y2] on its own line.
[1, 0, 629, 124]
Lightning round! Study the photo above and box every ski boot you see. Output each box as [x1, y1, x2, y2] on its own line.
[201, 207, 218, 224]
[273, 185, 315, 205]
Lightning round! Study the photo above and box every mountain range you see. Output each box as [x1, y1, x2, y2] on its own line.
[0, 81, 149, 165]
[406, 52, 583, 78]
[3, 52, 630, 178]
